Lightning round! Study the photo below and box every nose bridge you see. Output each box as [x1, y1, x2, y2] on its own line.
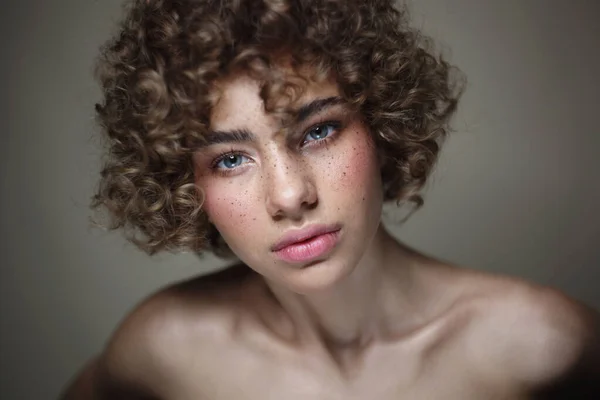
[264, 149, 315, 217]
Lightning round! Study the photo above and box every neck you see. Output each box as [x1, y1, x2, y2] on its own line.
[264, 225, 421, 351]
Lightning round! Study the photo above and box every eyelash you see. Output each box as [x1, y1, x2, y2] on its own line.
[209, 120, 343, 176]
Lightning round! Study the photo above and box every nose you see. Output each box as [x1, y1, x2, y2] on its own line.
[265, 154, 317, 220]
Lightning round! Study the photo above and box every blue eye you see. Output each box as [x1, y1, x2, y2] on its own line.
[304, 123, 339, 143]
[215, 153, 248, 169]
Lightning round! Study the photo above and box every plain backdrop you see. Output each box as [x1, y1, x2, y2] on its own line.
[1, 0, 599, 399]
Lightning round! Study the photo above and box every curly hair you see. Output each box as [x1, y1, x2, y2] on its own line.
[92, 0, 463, 256]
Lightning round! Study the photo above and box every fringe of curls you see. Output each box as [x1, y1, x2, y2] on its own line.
[92, 0, 463, 255]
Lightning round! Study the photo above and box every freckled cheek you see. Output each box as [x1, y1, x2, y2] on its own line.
[326, 140, 378, 192]
[201, 184, 258, 236]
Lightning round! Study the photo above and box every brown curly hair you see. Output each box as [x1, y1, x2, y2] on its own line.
[92, 0, 463, 256]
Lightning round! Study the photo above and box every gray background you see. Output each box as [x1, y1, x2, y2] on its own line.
[1, 0, 599, 399]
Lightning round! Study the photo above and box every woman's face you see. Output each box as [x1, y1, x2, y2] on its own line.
[194, 73, 383, 293]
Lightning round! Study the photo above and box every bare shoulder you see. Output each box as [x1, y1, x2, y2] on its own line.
[435, 264, 599, 394]
[98, 264, 259, 398]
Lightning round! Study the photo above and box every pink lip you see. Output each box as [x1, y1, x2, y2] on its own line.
[271, 224, 341, 263]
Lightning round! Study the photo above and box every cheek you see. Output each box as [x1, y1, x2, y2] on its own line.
[327, 129, 380, 193]
[200, 182, 257, 239]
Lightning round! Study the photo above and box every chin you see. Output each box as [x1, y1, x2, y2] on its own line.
[277, 254, 359, 295]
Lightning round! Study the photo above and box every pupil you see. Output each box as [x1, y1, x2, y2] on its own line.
[225, 155, 239, 168]
[312, 127, 324, 139]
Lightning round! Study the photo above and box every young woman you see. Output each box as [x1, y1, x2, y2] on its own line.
[62, 0, 599, 398]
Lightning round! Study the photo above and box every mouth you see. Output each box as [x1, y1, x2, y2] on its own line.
[271, 224, 342, 263]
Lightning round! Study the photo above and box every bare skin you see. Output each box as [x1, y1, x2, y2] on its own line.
[61, 71, 599, 399]
[61, 251, 598, 400]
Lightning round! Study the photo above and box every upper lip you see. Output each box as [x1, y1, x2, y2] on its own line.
[271, 224, 341, 252]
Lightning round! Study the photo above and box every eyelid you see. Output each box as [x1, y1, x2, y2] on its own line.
[210, 150, 252, 170]
[300, 120, 343, 146]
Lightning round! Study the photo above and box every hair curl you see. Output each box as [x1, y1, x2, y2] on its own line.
[92, 0, 463, 255]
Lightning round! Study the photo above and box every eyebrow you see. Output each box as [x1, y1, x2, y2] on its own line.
[201, 128, 256, 148]
[295, 96, 344, 122]
[202, 96, 344, 148]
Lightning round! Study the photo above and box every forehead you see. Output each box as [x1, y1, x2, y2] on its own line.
[209, 72, 341, 131]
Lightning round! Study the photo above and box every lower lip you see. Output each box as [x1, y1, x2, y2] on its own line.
[273, 230, 341, 264]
